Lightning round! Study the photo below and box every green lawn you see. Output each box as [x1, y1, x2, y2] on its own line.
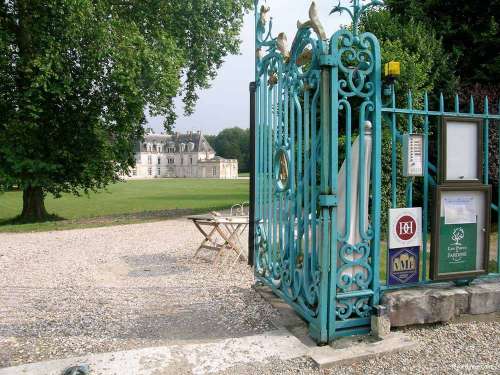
[0, 179, 249, 232]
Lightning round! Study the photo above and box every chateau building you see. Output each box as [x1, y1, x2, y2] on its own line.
[126, 129, 238, 179]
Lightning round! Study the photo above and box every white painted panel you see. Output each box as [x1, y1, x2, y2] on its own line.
[446, 121, 479, 181]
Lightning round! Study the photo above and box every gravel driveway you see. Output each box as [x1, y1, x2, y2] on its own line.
[0, 219, 278, 368]
[1, 219, 499, 374]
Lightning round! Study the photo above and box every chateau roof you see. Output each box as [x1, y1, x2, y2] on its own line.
[139, 130, 215, 153]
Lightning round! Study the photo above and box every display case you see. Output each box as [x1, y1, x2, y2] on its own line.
[431, 184, 491, 281]
[439, 117, 483, 184]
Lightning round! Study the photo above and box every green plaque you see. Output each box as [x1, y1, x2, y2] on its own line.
[438, 218, 477, 274]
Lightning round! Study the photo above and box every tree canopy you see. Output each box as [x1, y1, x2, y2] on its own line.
[207, 127, 250, 173]
[385, 0, 500, 85]
[360, 9, 459, 227]
[0, 0, 252, 220]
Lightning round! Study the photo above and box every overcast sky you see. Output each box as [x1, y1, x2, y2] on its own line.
[147, 0, 351, 135]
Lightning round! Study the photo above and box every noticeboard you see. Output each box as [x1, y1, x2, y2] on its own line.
[439, 117, 483, 184]
[431, 184, 491, 281]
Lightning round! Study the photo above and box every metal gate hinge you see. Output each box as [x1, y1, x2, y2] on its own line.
[319, 194, 337, 207]
[319, 55, 335, 67]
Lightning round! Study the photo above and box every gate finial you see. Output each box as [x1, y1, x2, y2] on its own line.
[276, 32, 290, 60]
[255, 0, 276, 59]
[330, 0, 384, 35]
[297, 2, 327, 40]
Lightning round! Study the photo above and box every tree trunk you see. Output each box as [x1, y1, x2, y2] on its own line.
[21, 186, 48, 221]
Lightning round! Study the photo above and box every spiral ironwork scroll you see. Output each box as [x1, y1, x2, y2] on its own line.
[329, 3, 382, 324]
[254, 1, 325, 326]
[255, 0, 382, 341]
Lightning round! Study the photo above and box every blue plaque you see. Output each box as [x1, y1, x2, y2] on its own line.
[388, 246, 420, 286]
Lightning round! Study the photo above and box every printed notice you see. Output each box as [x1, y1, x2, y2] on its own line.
[444, 196, 476, 225]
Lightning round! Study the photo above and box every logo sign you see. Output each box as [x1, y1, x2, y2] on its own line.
[438, 218, 477, 274]
[388, 246, 419, 286]
[389, 208, 422, 248]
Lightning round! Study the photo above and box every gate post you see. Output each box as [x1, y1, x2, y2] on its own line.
[248, 81, 256, 266]
[316, 54, 333, 345]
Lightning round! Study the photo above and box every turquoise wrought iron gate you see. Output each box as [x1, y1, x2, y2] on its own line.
[254, 0, 382, 343]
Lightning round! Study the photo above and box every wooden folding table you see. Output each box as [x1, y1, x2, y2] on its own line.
[189, 214, 249, 266]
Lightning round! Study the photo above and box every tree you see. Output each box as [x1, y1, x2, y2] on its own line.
[384, 0, 500, 85]
[361, 9, 458, 102]
[360, 9, 458, 227]
[0, 0, 252, 220]
[210, 127, 250, 172]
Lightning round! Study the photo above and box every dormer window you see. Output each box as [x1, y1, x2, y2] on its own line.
[187, 142, 195, 152]
[180, 143, 186, 152]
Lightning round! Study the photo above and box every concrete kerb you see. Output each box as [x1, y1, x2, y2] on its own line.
[254, 284, 417, 369]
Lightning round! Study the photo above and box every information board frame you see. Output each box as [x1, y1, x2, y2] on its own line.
[439, 117, 483, 184]
[431, 184, 491, 281]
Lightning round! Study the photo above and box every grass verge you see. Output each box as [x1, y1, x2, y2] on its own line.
[0, 179, 249, 232]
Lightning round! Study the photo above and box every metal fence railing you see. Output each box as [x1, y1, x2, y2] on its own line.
[381, 86, 500, 291]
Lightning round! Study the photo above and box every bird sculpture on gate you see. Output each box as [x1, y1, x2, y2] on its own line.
[276, 32, 290, 61]
[259, 4, 270, 28]
[297, 1, 327, 40]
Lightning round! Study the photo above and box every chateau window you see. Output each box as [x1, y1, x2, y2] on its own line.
[190, 157, 193, 165]
[157, 167, 161, 175]
[157, 157, 161, 165]
[148, 155, 152, 164]
[148, 167, 152, 176]
[212, 167, 217, 176]
[132, 169, 137, 176]
[168, 158, 174, 164]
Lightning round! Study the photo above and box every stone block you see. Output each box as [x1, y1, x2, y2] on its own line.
[382, 286, 470, 327]
[382, 280, 500, 327]
[371, 315, 391, 339]
[466, 282, 500, 315]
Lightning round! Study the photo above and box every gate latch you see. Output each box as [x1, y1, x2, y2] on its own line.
[319, 194, 337, 207]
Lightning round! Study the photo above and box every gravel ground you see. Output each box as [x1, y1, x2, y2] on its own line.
[0, 218, 278, 368]
[1, 218, 499, 374]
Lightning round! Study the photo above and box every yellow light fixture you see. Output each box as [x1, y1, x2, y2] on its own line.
[384, 61, 400, 79]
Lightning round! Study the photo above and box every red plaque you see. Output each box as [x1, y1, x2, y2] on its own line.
[395, 215, 417, 241]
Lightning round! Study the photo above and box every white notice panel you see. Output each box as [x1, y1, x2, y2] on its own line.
[443, 195, 476, 224]
[446, 121, 479, 181]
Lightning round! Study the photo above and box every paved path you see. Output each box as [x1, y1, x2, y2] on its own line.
[0, 329, 309, 375]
